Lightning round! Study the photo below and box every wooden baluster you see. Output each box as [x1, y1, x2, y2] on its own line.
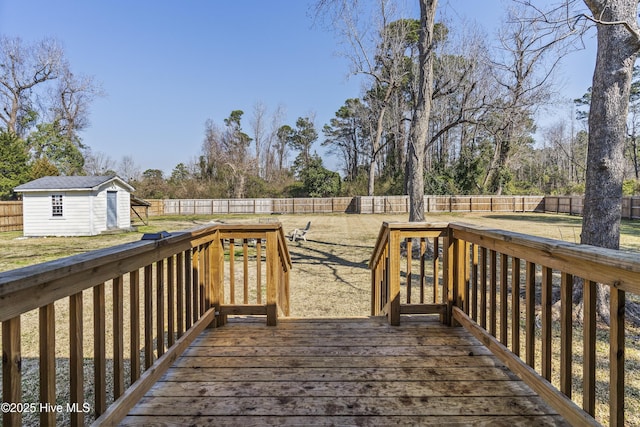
[185, 250, 192, 330]
[464, 241, 471, 315]
[541, 267, 552, 380]
[443, 231, 454, 326]
[283, 255, 291, 316]
[130, 270, 141, 383]
[500, 253, 508, 344]
[113, 276, 125, 399]
[419, 237, 426, 304]
[244, 238, 249, 304]
[471, 244, 479, 322]
[256, 239, 262, 305]
[610, 283, 625, 427]
[383, 246, 389, 314]
[229, 239, 235, 305]
[433, 237, 439, 303]
[560, 272, 573, 398]
[452, 238, 465, 315]
[480, 247, 487, 329]
[490, 250, 497, 337]
[525, 262, 536, 368]
[94, 283, 106, 416]
[511, 258, 521, 357]
[156, 260, 164, 358]
[406, 237, 412, 304]
[69, 291, 84, 426]
[3, 316, 22, 426]
[39, 304, 55, 426]
[167, 256, 175, 347]
[202, 242, 211, 315]
[176, 252, 185, 337]
[192, 247, 199, 323]
[144, 264, 154, 369]
[583, 279, 596, 415]
[200, 244, 207, 316]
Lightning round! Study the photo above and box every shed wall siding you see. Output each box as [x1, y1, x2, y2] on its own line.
[23, 192, 94, 236]
[21, 181, 132, 236]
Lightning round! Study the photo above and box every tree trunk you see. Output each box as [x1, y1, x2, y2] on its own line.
[581, 0, 640, 322]
[407, 0, 438, 222]
[368, 159, 376, 196]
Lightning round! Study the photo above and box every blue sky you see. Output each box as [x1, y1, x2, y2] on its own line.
[0, 1, 596, 176]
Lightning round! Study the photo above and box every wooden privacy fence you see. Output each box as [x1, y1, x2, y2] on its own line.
[6, 195, 640, 232]
[370, 221, 639, 426]
[0, 201, 22, 231]
[147, 195, 545, 216]
[545, 195, 640, 219]
[0, 222, 291, 426]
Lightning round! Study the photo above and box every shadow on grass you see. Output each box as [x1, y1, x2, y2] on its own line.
[483, 214, 583, 226]
[287, 239, 371, 290]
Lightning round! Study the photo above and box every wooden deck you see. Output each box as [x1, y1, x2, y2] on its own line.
[121, 316, 568, 426]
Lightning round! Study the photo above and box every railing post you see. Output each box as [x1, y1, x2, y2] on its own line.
[450, 235, 467, 326]
[388, 229, 401, 326]
[211, 229, 225, 327]
[2, 316, 21, 427]
[443, 229, 454, 326]
[266, 229, 279, 326]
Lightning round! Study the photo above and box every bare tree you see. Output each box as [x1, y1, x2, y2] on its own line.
[267, 104, 288, 178]
[407, 0, 438, 221]
[83, 149, 115, 175]
[250, 101, 267, 178]
[49, 67, 104, 146]
[317, 0, 416, 195]
[482, 4, 565, 194]
[118, 155, 141, 182]
[0, 36, 64, 136]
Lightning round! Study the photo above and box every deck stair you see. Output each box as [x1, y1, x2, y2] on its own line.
[121, 316, 567, 426]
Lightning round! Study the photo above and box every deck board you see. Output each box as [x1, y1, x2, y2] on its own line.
[121, 316, 569, 426]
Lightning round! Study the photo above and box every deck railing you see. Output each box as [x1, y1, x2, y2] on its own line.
[371, 221, 638, 427]
[0, 222, 291, 426]
[369, 222, 450, 325]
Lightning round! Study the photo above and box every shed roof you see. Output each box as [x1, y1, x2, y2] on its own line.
[14, 175, 135, 193]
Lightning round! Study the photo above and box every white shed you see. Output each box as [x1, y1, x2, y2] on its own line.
[14, 175, 135, 237]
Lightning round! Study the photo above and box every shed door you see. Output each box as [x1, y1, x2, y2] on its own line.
[107, 191, 118, 229]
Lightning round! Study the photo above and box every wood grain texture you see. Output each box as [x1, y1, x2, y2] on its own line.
[121, 316, 569, 426]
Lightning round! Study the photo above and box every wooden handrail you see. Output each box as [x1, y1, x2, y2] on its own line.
[0, 222, 291, 426]
[371, 221, 638, 426]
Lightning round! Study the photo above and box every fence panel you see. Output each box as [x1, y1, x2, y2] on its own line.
[0, 202, 23, 232]
[2, 196, 631, 232]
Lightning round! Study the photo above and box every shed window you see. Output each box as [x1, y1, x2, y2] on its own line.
[51, 194, 63, 217]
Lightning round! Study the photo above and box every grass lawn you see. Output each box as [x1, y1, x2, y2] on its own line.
[1, 212, 639, 425]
